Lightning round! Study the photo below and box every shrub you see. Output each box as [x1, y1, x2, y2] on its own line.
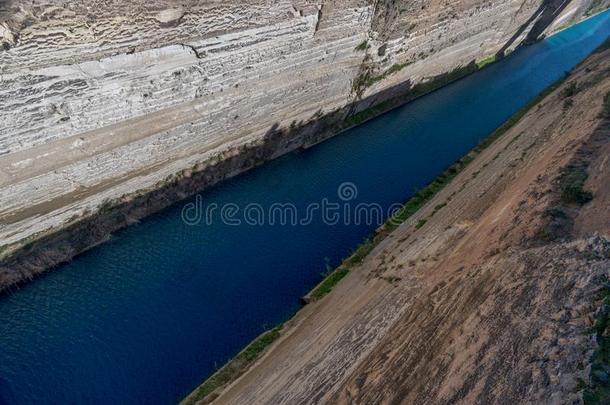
[355, 40, 368, 51]
[559, 167, 593, 205]
[563, 81, 579, 98]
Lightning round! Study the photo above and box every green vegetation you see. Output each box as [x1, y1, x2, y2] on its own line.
[183, 325, 284, 404]
[559, 166, 593, 205]
[415, 219, 427, 229]
[352, 62, 412, 96]
[353, 63, 410, 91]
[355, 40, 369, 51]
[344, 97, 394, 127]
[307, 237, 376, 301]
[306, 152, 475, 302]
[563, 81, 580, 98]
[476, 54, 497, 69]
[351, 71, 382, 96]
[566, 82, 610, 400]
[309, 267, 350, 300]
[583, 283, 610, 404]
[533, 82, 609, 244]
[385, 157, 470, 231]
[387, 62, 409, 75]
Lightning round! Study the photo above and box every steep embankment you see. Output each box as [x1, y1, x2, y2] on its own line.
[189, 42, 610, 404]
[0, 0, 607, 289]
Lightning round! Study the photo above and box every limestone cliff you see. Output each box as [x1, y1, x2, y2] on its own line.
[0, 0, 607, 289]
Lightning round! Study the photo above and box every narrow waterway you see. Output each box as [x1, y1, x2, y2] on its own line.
[1, 11, 610, 405]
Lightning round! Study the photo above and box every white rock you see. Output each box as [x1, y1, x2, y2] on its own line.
[154, 8, 185, 26]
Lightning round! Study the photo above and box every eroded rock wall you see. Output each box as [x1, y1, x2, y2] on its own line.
[0, 0, 607, 288]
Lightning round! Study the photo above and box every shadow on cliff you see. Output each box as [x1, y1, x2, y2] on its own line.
[497, 0, 571, 58]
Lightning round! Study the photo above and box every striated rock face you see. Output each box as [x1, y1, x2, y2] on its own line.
[0, 0, 607, 288]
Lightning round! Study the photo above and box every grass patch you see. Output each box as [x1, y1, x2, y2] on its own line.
[432, 202, 447, 215]
[308, 238, 374, 301]
[387, 62, 409, 75]
[351, 71, 384, 95]
[415, 219, 427, 229]
[354, 64, 409, 91]
[385, 161, 465, 231]
[476, 54, 497, 69]
[307, 152, 474, 302]
[355, 40, 368, 51]
[182, 325, 283, 404]
[309, 266, 350, 300]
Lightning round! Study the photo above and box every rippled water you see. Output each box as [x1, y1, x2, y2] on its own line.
[1, 11, 610, 405]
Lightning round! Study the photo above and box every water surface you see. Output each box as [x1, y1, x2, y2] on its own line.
[1, 11, 610, 404]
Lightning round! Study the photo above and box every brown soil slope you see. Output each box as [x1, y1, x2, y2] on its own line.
[208, 45, 610, 404]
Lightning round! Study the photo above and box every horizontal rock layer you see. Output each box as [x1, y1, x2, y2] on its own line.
[0, 0, 608, 287]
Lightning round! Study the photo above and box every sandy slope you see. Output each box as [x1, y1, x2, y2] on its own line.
[206, 46, 610, 404]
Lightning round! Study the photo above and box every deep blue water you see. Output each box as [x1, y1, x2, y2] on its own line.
[1, 11, 610, 405]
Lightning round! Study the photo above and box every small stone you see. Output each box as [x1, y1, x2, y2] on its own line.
[0, 23, 17, 49]
[155, 8, 185, 27]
